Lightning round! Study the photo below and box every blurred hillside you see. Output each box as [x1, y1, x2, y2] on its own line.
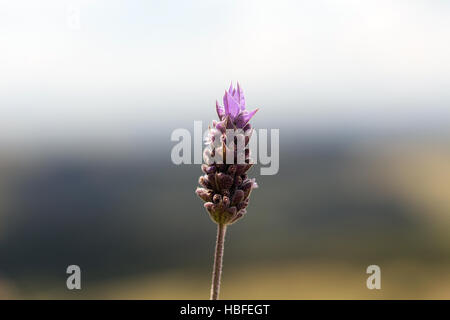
[0, 130, 449, 299]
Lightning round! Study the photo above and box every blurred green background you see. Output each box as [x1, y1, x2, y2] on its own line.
[1, 0, 450, 299]
[1, 132, 449, 299]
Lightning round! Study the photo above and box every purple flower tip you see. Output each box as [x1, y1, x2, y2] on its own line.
[216, 82, 258, 128]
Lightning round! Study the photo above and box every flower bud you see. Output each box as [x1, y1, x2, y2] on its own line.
[201, 164, 216, 174]
[215, 173, 233, 191]
[237, 199, 249, 211]
[231, 190, 244, 206]
[196, 188, 213, 202]
[235, 164, 252, 176]
[213, 194, 222, 204]
[226, 206, 237, 216]
[199, 175, 211, 189]
[234, 175, 243, 187]
[227, 165, 237, 176]
[241, 179, 254, 199]
[204, 202, 214, 215]
[222, 196, 230, 208]
[230, 210, 245, 224]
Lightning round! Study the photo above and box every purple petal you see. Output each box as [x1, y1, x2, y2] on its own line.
[225, 91, 240, 118]
[216, 100, 225, 120]
[215, 119, 227, 133]
[234, 108, 259, 128]
[242, 108, 258, 123]
[237, 82, 245, 109]
[222, 91, 229, 115]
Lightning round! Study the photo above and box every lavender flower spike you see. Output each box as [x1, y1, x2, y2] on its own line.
[196, 82, 259, 300]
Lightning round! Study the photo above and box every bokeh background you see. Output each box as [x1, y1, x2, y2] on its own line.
[1, 0, 450, 299]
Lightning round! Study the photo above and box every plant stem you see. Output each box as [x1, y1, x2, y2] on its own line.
[210, 223, 227, 300]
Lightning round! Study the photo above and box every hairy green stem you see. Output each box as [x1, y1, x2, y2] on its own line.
[210, 223, 227, 300]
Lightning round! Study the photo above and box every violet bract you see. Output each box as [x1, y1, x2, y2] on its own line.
[196, 82, 259, 300]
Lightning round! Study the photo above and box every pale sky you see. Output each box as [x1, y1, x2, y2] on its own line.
[1, 0, 449, 152]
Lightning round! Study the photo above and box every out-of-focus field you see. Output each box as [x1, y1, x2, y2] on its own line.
[4, 260, 450, 299]
[0, 136, 449, 299]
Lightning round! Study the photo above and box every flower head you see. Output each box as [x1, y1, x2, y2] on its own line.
[215, 82, 259, 129]
[196, 82, 258, 225]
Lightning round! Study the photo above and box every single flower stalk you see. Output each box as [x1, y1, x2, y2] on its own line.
[196, 82, 259, 300]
